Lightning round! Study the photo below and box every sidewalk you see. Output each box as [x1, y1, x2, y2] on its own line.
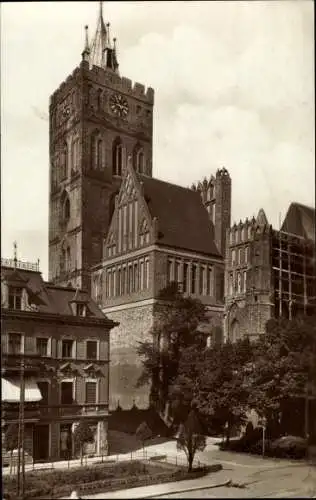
[2, 437, 219, 476]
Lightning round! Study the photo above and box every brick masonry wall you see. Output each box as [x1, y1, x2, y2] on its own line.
[106, 303, 155, 410]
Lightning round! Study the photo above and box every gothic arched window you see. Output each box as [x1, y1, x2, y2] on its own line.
[71, 138, 80, 172]
[112, 138, 123, 176]
[61, 142, 68, 179]
[97, 139, 102, 168]
[133, 145, 145, 173]
[64, 197, 70, 222]
[66, 246, 71, 271]
[90, 131, 103, 169]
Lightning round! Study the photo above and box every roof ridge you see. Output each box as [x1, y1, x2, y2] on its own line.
[291, 201, 315, 211]
[138, 174, 198, 194]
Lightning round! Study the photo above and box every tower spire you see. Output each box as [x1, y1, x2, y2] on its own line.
[88, 1, 119, 73]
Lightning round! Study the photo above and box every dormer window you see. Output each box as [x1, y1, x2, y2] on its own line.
[8, 286, 22, 310]
[76, 303, 86, 316]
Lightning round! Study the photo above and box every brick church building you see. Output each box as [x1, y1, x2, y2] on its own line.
[48, 4, 231, 409]
[48, 3, 315, 411]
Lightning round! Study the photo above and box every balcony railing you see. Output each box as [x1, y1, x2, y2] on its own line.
[39, 404, 109, 419]
[2, 354, 53, 375]
[2, 402, 41, 422]
[1, 258, 40, 272]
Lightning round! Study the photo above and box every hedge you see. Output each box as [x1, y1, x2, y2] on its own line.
[3, 459, 213, 499]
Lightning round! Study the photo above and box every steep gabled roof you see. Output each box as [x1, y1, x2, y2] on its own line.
[1, 266, 106, 318]
[281, 202, 315, 241]
[136, 174, 221, 257]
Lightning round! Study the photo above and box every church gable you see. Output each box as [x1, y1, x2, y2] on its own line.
[104, 161, 153, 258]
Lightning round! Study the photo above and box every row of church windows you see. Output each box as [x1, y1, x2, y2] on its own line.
[230, 225, 252, 245]
[115, 201, 150, 255]
[55, 136, 146, 182]
[167, 259, 214, 296]
[228, 270, 247, 296]
[230, 246, 249, 267]
[92, 257, 150, 301]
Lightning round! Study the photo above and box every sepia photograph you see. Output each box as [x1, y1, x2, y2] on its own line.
[1, 1, 315, 498]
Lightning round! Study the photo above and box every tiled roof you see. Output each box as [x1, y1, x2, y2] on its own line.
[1, 267, 105, 318]
[137, 174, 221, 257]
[281, 202, 315, 241]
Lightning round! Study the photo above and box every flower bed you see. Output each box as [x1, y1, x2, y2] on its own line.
[3, 459, 212, 499]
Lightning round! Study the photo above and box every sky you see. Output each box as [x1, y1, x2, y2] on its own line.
[1, 0, 315, 279]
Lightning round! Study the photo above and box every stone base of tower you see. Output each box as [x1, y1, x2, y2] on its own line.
[104, 301, 155, 411]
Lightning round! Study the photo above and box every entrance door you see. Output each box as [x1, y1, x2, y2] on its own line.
[33, 425, 50, 462]
[60, 424, 72, 460]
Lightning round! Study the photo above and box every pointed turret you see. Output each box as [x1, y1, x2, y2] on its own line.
[82, 25, 90, 62]
[88, 1, 119, 73]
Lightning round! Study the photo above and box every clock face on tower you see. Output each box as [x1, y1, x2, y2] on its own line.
[110, 93, 129, 117]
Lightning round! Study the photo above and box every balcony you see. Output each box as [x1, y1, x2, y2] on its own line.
[2, 402, 41, 423]
[38, 404, 109, 420]
[2, 354, 54, 377]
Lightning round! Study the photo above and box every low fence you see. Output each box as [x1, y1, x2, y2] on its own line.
[3, 447, 207, 476]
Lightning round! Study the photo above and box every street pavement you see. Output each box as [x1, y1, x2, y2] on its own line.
[5, 437, 315, 498]
[77, 438, 316, 499]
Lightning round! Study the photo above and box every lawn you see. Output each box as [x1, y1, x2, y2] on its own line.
[3, 458, 210, 499]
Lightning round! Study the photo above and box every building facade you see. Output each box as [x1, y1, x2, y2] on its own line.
[224, 203, 316, 341]
[91, 162, 228, 409]
[48, 5, 232, 410]
[1, 256, 117, 462]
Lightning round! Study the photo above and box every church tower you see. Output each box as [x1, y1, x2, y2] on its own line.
[48, 2, 154, 292]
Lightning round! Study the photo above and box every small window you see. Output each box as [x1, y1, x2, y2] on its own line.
[245, 246, 249, 263]
[237, 272, 241, 293]
[231, 250, 236, 266]
[76, 303, 86, 316]
[64, 198, 70, 222]
[36, 338, 49, 357]
[61, 381, 73, 404]
[191, 265, 196, 294]
[8, 287, 22, 310]
[243, 271, 247, 292]
[62, 339, 74, 358]
[8, 333, 22, 354]
[85, 381, 97, 404]
[86, 341, 97, 360]
[183, 263, 189, 293]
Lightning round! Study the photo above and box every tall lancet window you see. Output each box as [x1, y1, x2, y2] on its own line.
[90, 132, 103, 169]
[97, 138, 102, 168]
[61, 142, 68, 179]
[113, 138, 123, 176]
[133, 145, 145, 173]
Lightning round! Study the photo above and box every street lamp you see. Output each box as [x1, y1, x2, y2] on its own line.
[258, 417, 267, 457]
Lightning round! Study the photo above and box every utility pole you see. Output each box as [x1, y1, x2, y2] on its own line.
[17, 356, 25, 499]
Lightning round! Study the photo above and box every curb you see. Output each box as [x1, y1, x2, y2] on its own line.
[142, 479, 231, 498]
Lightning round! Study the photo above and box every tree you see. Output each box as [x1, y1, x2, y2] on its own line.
[4, 423, 19, 474]
[245, 316, 316, 438]
[173, 337, 254, 442]
[135, 421, 152, 455]
[137, 282, 208, 414]
[73, 421, 95, 465]
[176, 407, 206, 472]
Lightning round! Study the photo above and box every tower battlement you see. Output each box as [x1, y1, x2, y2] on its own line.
[227, 209, 271, 247]
[50, 61, 154, 108]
